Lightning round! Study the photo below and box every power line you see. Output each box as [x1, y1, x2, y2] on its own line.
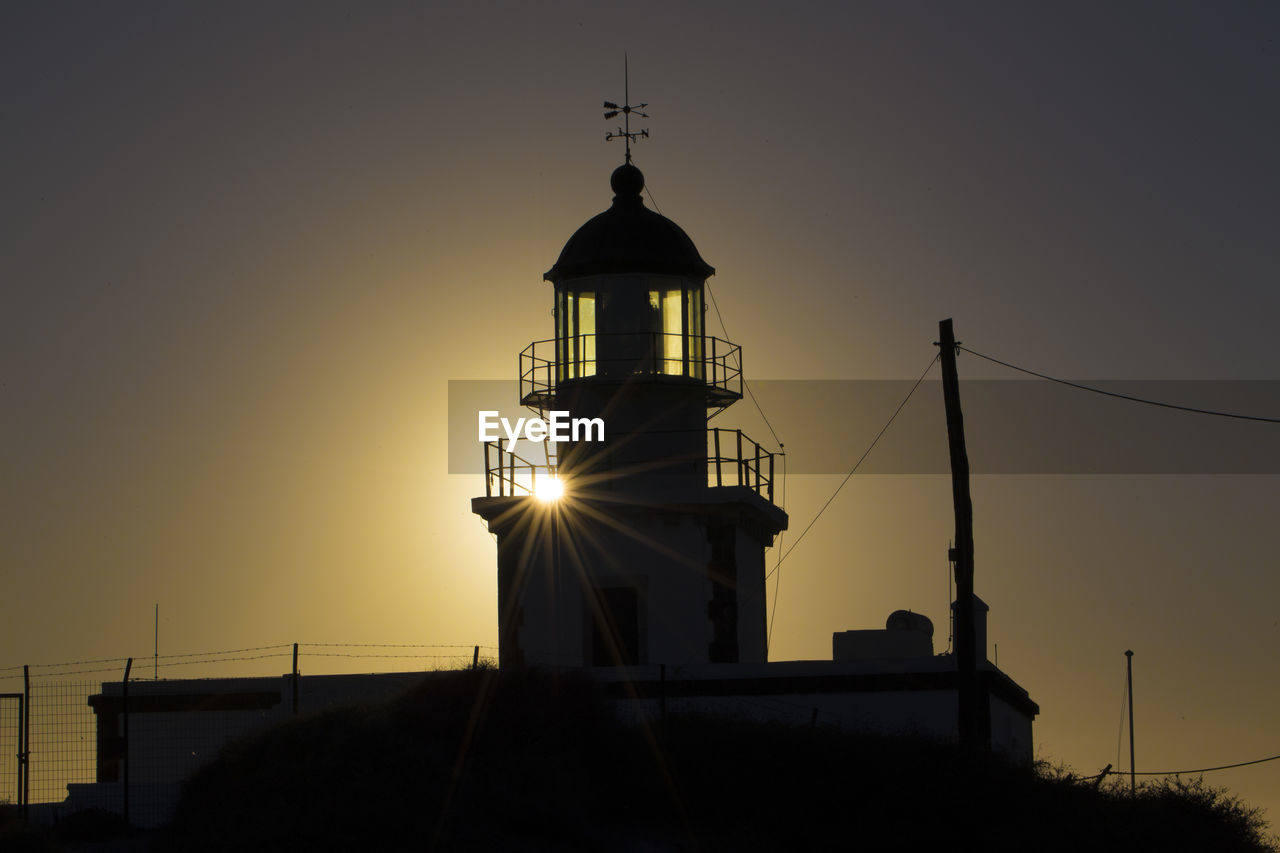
[765, 353, 940, 582]
[639, 174, 785, 453]
[1081, 753, 1280, 781]
[639, 204, 790, 648]
[703, 279, 786, 450]
[1125, 754, 1280, 776]
[945, 543, 954, 654]
[957, 346, 1280, 424]
[1116, 667, 1129, 773]
[766, 452, 788, 652]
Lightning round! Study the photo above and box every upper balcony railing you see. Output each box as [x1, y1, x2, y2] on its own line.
[482, 427, 775, 504]
[520, 333, 742, 412]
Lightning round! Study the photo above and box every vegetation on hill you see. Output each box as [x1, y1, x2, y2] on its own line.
[142, 669, 1273, 852]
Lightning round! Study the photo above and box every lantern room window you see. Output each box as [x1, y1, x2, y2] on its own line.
[556, 289, 596, 380]
[645, 278, 704, 379]
[556, 277, 705, 382]
[647, 288, 683, 374]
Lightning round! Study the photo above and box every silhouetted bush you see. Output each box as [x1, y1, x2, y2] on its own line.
[155, 669, 1278, 852]
[0, 803, 57, 853]
[53, 807, 133, 843]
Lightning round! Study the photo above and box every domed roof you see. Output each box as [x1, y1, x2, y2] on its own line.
[544, 163, 715, 283]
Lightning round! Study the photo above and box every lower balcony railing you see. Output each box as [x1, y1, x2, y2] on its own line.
[482, 443, 560, 499]
[706, 428, 775, 503]
[482, 428, 776, 504]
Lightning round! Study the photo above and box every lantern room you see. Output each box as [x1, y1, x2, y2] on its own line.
[548, 163, 710, 385]
[524, 163, 741, 422]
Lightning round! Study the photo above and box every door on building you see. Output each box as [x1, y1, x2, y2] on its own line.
[588, 586, 641, 666]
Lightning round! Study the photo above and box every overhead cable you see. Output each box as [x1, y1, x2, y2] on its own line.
[766, 352, 940, 582]
[957, 346, 1280, 424]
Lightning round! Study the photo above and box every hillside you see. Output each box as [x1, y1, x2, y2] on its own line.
[65, 669, 1279, 851]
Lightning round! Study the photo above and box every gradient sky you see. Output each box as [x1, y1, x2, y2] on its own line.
[3, 1, 1278, 825]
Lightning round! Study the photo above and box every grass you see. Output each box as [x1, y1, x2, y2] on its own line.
[144, 668, 1275, 852]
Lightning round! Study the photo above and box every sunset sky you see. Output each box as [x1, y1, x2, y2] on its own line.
[3, 1, 1278, 825]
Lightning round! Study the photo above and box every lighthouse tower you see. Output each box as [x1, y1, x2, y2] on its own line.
[472, 157, 787, 669]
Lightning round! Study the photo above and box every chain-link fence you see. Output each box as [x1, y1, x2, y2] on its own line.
[28, 679, 99, 812]
[0, 690, 23, 808]
[0, 643, 496, 829]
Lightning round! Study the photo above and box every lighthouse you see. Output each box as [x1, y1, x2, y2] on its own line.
[472, 156, 788, 669]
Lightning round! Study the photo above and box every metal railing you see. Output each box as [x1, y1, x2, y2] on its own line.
[708, 428, 775, 503]
[482, 428, 775, 503]
[519, 333, 742, 411]
[483, 443, 558, 498]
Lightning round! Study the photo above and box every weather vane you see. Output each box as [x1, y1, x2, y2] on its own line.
[604, 54, 648, 163]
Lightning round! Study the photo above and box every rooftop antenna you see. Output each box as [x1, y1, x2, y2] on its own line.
[603, 53, 648, 163]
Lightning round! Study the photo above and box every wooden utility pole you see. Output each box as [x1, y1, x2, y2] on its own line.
[1126, 650, 1136, 794]
[122, 657, 133, 826]
[938, 319, 990, 752]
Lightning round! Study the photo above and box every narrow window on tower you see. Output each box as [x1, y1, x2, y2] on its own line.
[686, 287, 704, 380]
[555, 289, 567, 382]
[647, 289, 663, 374]
[564, 291, 577, 379]
[578, 292, 596, 376]
[663, 288, 683, 375]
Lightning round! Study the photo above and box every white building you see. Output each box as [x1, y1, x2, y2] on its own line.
[471, 157, 1038, 757]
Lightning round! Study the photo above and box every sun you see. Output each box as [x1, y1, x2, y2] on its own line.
[534, 475, 565, 502]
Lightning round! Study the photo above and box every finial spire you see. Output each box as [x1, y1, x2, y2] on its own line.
[603, 53, 648, 164]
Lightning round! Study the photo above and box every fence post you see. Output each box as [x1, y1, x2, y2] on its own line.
[292, 644, 299, 717]
[472, 646, 480, 669]
[122, 657, 132, 827]
[22, 665, 30, 823]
